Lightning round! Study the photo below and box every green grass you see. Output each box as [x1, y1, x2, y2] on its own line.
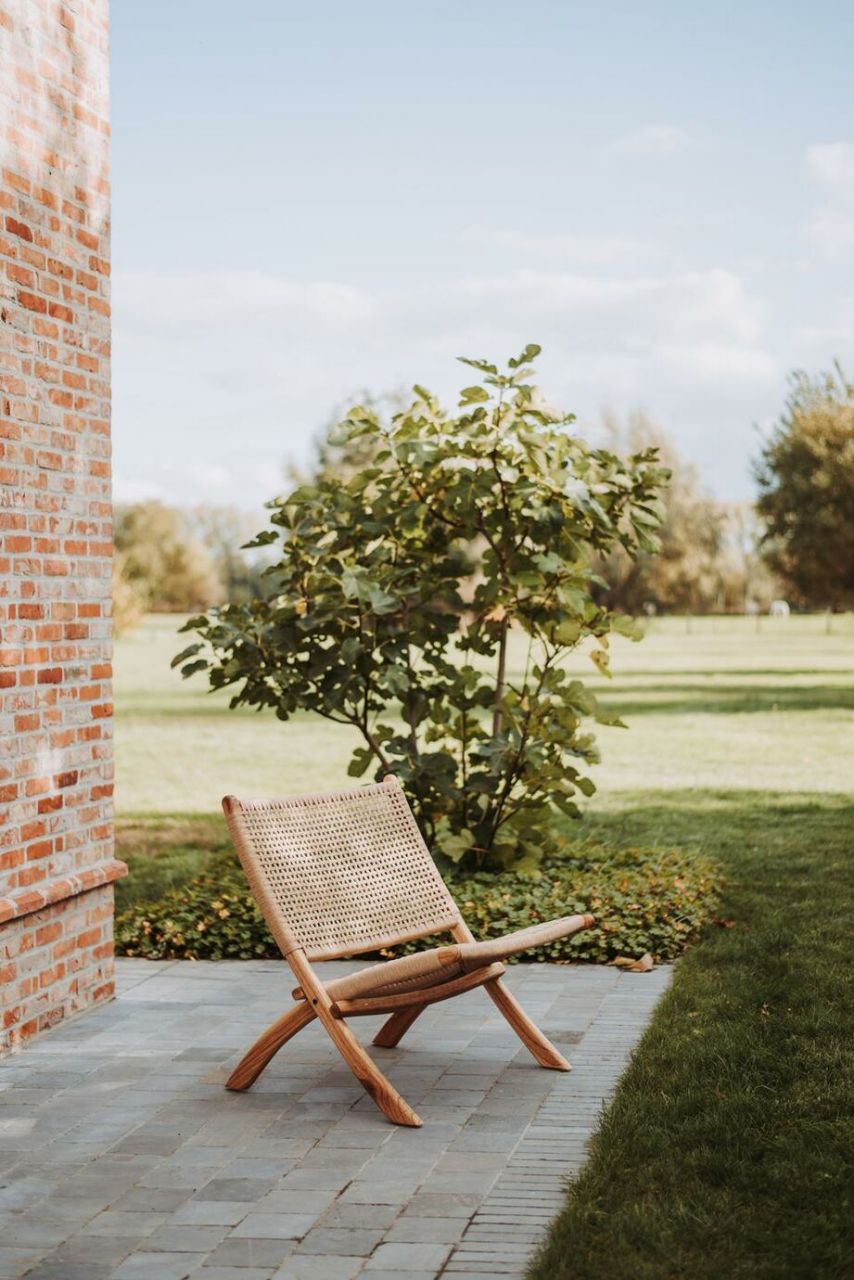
[115, 815, 229, 912]
[529, 791, 854, 1280]
[115, 613, 854, 813]
[114, 612, 854, 1276]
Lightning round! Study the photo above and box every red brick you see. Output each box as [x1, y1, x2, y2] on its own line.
[1, 0, 115, 1058]
[17, 290, 47, 314]
[5, 215, 33, 242]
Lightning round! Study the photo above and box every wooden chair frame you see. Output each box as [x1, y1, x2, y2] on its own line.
[222, 780, 594, 1127]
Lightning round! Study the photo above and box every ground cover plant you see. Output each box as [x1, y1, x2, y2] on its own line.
[115, 834, 720, 964]
[174, 346, 667, 869]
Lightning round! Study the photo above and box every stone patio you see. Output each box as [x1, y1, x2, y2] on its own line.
[0, 958, 670, 1280]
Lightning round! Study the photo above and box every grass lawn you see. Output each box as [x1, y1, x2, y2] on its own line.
[114, 613, 854, 1276]
[114, 612, 854, 815]
[529, 791, 854, 1279]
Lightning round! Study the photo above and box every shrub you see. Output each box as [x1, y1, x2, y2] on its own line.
[176, 346, 668, 870]
[115, 842, 721, 966]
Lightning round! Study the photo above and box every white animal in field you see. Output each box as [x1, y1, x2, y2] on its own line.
[769, 599, 790, 617]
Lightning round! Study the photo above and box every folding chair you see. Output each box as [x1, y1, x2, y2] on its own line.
[223, 776, 594, 1126]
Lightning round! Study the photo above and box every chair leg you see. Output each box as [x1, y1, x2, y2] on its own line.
[372, 1004, 425, 1048]
[226, 1001, 316, 1091]
[485, 976, 571, 1071]
[288, 949, 423, 1127]
[320, 1006, 423, 1126]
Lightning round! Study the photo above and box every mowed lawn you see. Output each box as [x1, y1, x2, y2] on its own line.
[114, 612, 854, 814]
[114, 614, 854, 1278]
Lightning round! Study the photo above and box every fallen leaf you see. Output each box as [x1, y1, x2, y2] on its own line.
[713, 918, 737, 929]
[612, 953, 654, 971]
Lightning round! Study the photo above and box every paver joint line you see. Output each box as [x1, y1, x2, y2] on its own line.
[0, 960, 670, 1280]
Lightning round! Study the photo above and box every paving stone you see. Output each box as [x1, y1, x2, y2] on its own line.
[77, 1209, 168, 1238]
[0, 1217, 68, 1250]
[294, 1226, 386, 1256]
[362, 1241, 452, 1270]
[197, 1270, 275, 1280]
[17, 1264, 113, 1280]
[205, 1237, 295, 1268]
[111, 1250, 208, 1278]
[275, 1167, 355, 1192]
[317, 1202, 400, 1230]
[0, 960, 669, 1280]
[231, 1213, 319, 1240]
[194, 1178, 276, 1202]
[111, 1186, 193, 1212]
[0, 1246, 46, 1278]
[172, 1200, 253, 1226]
[273, 1258, 362, 1279]
[138, 1224, 230, 1252]
[385, 1216, 465, 1243]
[401, 1192, 482, 1219]
[254, 1189, 337, 1219]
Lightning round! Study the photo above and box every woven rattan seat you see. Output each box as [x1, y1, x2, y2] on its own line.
[222, 776, 595, 1127]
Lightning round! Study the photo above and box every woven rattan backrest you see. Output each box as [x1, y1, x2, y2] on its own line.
[222, 777, 461, 961]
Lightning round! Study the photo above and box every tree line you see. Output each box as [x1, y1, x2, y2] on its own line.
[114, 361, 854, 632]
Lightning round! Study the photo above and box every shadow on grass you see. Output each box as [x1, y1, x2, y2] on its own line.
[595, 683, 854, 716]
[530, 788, 854, 1280]
[115, 813, 230, 911]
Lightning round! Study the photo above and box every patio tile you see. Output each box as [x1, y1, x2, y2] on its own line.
[231, 1212, 318, 1240]
[205, 1237, 295, 1268]
[194, 1178, 276, 1202]
[273, 1258, 362, 1279]
[173, 1199, 252, 1226]
[363, 1241, 453, 1270]
[0, 959, 669, 1279]
[294, 1226, 386, 1255]
[111, 1251, 208, 1279]
[197, 1270, 275, 1280]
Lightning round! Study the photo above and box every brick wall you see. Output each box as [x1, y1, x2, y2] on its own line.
[0, 0, 124, 1055]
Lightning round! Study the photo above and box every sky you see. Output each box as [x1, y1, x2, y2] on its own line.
[111, 0, 854, 514]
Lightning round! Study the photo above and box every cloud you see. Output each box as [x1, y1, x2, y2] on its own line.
[467, 227, 655, 270]
[612, 124, 693, 157]
[804, 141, 854, 258]
[806, 142, 854, 199]
[113, 264, 777, 511]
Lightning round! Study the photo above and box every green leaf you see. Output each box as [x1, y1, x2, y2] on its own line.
[508, 342, 542, 369]
[459, 385, 491, 405]
[180, 659, 210, 679]
[347, 747, 374, 778]
[610, 615, 644, 641]
[171, 642, 202, 669]
[458, 356, 498, 375]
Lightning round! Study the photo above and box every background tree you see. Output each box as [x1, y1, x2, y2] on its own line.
[755, 364, 854, 611]
[112, 552, 147, 637]
[115, 500, 224, 612]
[177, 347, 668, 870]
[592, 413, 728, 614]
[721, 502, 780, 614]
[189, 505, 273, 604]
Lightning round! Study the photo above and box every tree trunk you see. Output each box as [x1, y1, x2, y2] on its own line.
[492, 618, 508, 738]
